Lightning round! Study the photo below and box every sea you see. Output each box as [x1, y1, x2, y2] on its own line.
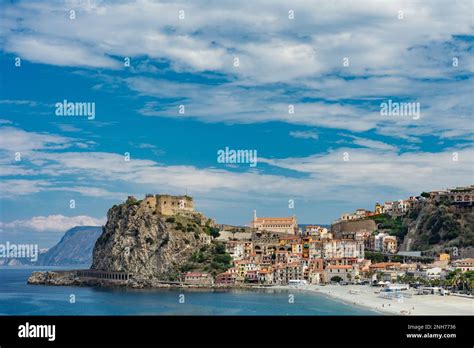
[0, 267, 378, 315]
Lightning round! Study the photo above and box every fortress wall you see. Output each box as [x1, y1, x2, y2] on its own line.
[156, 195, 194, 215]
[331, 219, 376, 237]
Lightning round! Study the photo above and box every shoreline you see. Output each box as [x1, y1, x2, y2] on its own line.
[26, 271, 474, 316]
[270, 284, 474, 316]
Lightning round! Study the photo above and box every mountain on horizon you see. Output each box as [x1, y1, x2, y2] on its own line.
[37, 226, 102, 266]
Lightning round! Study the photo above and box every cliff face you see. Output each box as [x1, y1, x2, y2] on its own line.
[38, 226, 102, 266]
[400, 202, 474, 256]
[91, 200, 210, 280]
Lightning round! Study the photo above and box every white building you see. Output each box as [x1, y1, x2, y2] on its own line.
[382, 202, 393, 214]
[322, 240, 364, 259]
[425, 267, 442, 280]
[452, 258, 474, 272]
[225, 241, 245, 260]
[374, 233, 388, 251]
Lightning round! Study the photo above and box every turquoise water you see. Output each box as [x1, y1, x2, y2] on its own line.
[0, 267, 378, 315]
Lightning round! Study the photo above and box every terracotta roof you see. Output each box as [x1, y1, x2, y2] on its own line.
[454, 258, 474, 264]
[254, 217, 295, 221]
[369, 262, 401, 269]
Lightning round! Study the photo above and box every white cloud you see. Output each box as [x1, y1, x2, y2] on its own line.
[6, 35, 120, 69]
[130, 77, 380, 132]
[56, 124, 83, 132]
[51, 186, 128, 200]
[0, 214, 106, 232]
[2, 127, 472, 203]
[1, 126, 472, 224]
[0, 100, 39, 107]
[289, 130, 319, 140]
[1, 2, 473, 223]
[260, 147, 474, 195]
[1, 1, 472, 140]
[0, 126, 72, 152]
[343, 135, 398, 152]
[2, 0, 472, 79]
[0, 179, 51, 197]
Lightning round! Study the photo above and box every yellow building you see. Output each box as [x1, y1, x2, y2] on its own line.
[374, 203, 382, 215]
[291, 243, 303, 254]
[439, 253, 450, 261]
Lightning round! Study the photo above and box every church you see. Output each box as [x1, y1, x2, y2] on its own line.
[250, 210, 297, 235]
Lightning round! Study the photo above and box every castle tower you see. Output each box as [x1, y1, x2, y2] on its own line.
[155, 194, 194, 216]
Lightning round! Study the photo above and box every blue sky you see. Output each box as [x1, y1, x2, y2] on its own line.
[0, 0, 473, 247]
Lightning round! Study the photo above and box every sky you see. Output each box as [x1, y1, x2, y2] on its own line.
[0, 0, 473, 247]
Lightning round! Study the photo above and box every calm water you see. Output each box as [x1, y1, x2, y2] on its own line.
[0, 267, 378, 315]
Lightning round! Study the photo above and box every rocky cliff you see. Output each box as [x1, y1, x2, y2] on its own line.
[401, 202, 474, 257]
[91, 199, 215, 281]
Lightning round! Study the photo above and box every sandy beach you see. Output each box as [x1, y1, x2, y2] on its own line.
[273, 284, 474, 315]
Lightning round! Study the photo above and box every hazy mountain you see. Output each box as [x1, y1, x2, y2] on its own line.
[37, 226, 102, 266]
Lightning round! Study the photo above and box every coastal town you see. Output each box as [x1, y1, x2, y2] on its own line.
[27, 186, 474, 315]
[179, 186, 474, 298]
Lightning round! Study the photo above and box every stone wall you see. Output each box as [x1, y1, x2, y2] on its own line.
[156, 194, 194, 215]
[331, 219, 376, 237]
[215, 231, 252, 241]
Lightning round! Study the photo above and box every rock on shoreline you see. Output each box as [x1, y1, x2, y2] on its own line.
[28, 271, 78, 286]
[27, 271, 260, 290]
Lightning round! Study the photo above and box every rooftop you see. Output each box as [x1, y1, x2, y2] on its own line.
[370, 262, 401, 269]
[453, 258, 474, 264]
[254, 217, 295, 222]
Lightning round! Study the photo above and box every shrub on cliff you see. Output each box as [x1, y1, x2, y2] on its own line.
[186, 242, 232, 276]
[205, 226, 220, 238]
